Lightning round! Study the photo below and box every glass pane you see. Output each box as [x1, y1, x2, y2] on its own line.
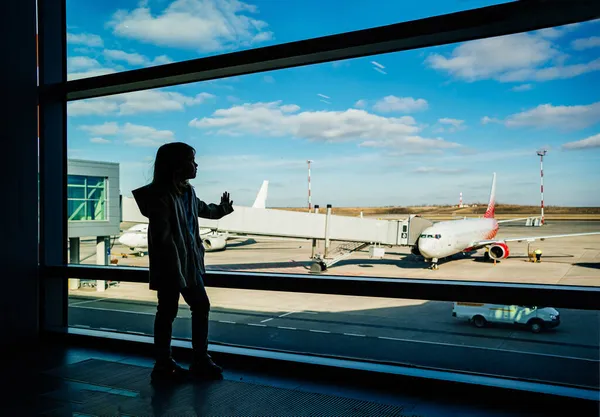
[67, 21, 600, 287]
[68, 200, 87, 221]
[67, 186, 86, 199]
[89, 199, 106, 221]
[68, 175, 86, 186]
[67, 283, 600, 390]
[87, 176, 105, 188]
[65, 0, 512, 79]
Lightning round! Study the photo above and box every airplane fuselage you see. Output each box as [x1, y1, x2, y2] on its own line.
[418, 218, 499, 260]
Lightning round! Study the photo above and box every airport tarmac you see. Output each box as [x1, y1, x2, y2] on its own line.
[74, 220, 600, 286]
[67, 220, 600, 390]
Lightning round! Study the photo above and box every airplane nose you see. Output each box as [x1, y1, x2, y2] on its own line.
[418, 239, 432, 258]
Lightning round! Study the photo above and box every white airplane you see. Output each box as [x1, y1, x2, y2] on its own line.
[118, 180, 269, 255]
[414, 173, 600, 269]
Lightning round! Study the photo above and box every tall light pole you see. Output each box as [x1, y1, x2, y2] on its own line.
[537, 149, 547, 225]
[307, 160, 313, 212]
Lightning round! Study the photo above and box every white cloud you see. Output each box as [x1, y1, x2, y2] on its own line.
[561, 133, 600, 150]
[373, 67, 387, 75]
[413, 167, 466, 174]
[263, 75, 275, 83]
[78, 123, 175, 147]
[359, 137, 461, 153]
[118, 90, 214, 115]
[371, 61, 385, 69]
[320, 100, 331, 105]
[79, 122, 119, 136]
[373, 96, 428, 113]
[317, 93, 330, 99]
[481, 116, 501, 125]
[68, 90, 215, 116]
[354, 99, 367, 109]
[572, 36, 600, 51]
[438, 118, 464, 128]
[436, 118, 465, 133]
[90, 137, 111, 144]
[67, 68, 118, 81]
[505, 102, 600, 130]
[536, 23, 580, 40]
[103, 49, 173, 67]
[189, 101, 458, 153]
[67, 56, 101, 71]
[68, 98, 119, 116]
[426, 32, 600, 83]
[108, 0, 273, 52]
[511, 84, 533, 92]
[67, 32, 104, 47]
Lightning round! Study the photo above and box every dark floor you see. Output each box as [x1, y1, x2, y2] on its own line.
[1, 336, 598, 416]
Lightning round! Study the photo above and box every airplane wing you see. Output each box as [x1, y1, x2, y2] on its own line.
[471, 232, 600, 248]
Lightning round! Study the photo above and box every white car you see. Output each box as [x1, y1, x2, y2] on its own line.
[452, 302, 560, 333]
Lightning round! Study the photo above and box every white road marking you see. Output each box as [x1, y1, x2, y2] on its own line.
[376, 336, 600, 362]
[99, 327, 117, 332]
[344, 333, 366, 337]
[278, 312, 296, 318]
[248, 323, 266, 327]
[260, 318, 274, 323]
[126, 331, 146, 335]
[70, 305, 156, 316]
[69, 299, 103, 307]
[218, 320, 236, 324]
[309, 329, 330, 334]
[278, 326, 297, 330]
[72, 324, 90, 328]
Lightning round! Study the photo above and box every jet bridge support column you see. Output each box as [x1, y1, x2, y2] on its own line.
[96, 236, 110, 292]
[324, 204, 332, 258]
[68, 238, 80, 290]
[311, 205, 319, 258]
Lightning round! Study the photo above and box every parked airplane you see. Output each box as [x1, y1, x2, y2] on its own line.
[118, 180, 269, 255]
[413, 173, 600, 269]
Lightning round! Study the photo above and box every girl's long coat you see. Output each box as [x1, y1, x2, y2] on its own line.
[132, 183, 234, 291]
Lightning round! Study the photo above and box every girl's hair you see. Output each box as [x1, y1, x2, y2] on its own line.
[151, 142, 195, 194]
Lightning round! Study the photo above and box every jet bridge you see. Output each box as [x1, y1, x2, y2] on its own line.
[201, 207, 433, 247]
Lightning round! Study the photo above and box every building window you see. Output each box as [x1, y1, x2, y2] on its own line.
[68, 175, 107, 221]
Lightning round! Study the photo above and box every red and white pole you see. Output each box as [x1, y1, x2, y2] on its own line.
[459, 192, 463, 208]
[537, 150, 547, 225]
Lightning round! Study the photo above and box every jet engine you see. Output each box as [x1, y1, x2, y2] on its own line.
[202, 235, 227, 252]
[489, 242, 510, 260]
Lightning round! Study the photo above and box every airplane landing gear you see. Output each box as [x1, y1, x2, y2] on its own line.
[429, 258, 439, 270]
[310, 260, 327, 274]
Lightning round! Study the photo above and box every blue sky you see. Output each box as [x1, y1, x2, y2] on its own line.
[64, 0, 600, 207]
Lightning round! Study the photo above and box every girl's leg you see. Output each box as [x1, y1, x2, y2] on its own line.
[152, 287, 188, 381]
[180, 283, 223, 379]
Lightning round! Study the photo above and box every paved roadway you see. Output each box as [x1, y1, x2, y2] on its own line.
[68, 295, 600, 389]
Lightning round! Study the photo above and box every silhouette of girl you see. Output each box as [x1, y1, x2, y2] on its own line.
[133, 142, 234, 382]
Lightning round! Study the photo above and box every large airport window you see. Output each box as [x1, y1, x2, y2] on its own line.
[65, 0, 511, 79]
[66, 20, 600, 287]
[57, 0, 600, 396]
[67, 175, 107, 221]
